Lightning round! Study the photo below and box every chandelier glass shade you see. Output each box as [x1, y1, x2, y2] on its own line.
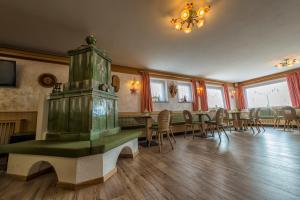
[171, 2, 211, 34]
[275, 58, 299, 68]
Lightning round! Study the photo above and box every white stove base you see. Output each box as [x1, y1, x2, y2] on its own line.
[6, 138, 139, 189]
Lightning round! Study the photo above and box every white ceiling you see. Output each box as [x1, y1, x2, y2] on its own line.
[1, 0, 300, 82]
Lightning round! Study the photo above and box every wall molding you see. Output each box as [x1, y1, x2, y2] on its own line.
[0, 47, 231, 86]
[239, 67, 300, 86]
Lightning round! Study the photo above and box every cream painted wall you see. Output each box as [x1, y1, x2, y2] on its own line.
[111, 72, 141, 113]
[0, 56, 236, 114]
[0, 57, 68, 112]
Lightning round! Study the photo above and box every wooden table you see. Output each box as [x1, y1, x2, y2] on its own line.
[228, 111, 249, 131]
[194, 112, 210, 138]
[132, 115, 153, 145]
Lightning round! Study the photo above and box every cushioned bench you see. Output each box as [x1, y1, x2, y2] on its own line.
[0, 130, 140, 158]
[1, 130, 141, 189]
[152, 113, 203, 127]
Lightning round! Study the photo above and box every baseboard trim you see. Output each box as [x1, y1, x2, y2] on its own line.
[57, 167, 117, 190]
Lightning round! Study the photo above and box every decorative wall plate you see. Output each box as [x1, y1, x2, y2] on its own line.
[111, 75, 120, 92]
[169, 82, 178, 98]
[38, 73, 57, 88]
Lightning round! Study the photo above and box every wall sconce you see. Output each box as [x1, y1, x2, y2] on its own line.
[230, 90, 236, 98]
[130, 79, 139, 94]
[197, 86, 203, 94]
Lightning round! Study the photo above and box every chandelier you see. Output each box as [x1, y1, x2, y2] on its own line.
[171, 2, 211, 34]
[275, 58, 299, 68]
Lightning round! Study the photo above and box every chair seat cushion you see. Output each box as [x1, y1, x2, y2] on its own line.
[0, 130, 141, 158]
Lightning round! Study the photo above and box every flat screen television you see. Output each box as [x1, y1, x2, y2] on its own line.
[0, 59, 16, 87]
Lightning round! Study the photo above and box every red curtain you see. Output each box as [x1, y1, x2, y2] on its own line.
[286, 71, 300, 107]
[223, 84, 231, 110]
[236, 85, 246, 110]
[198, 80, 208, 111]
[141, 72, 153, 112]
[191, 80, 199, 111]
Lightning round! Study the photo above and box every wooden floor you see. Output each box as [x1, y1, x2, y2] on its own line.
[0, 128, 300, 200]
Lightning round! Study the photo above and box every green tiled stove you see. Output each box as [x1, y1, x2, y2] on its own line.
[47, 35, 118, 141]
[0, 36, 140, 189]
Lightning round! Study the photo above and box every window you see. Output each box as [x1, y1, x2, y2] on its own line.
[150, 79, 168, 102]
[177, 82, 192, 102]
[206, 85, 225, 108]
[244, 79, 291, 108]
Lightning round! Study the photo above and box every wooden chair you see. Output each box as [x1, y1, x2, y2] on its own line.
[169, 111, 176, 143]
[282, 106, 300, 132]
[224, 110, 234, 132]
[254, 108, 265, 133]
[183, 110, 203, 139]
[206, 108, 229, 140]
[151, 110, 174, 152]
[273, 108, 285, 128]
[0, 120, 16, 145]
[240, 108, 257, 134]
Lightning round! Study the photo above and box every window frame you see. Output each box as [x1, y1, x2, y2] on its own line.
[206, 84, 226, 109]
[150, 78, 168, 103]
[244, 78, 291, 108]
[176, 81, 193, 103]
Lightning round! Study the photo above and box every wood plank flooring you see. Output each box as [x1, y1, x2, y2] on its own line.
[0, 128, 300, 200]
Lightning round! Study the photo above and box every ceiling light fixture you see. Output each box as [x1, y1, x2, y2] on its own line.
[275, 58, 299, 68]
[171, 2, 211, 34]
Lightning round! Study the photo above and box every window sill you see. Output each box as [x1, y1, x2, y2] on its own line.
[153, 101, 169, 103]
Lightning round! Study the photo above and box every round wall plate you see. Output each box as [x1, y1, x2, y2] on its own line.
[38, 73, 57, 88]
[112, 75, 120, 92]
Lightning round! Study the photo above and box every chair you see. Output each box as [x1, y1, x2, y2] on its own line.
[224, 110, 234, 132]
[183, 110, 203, 139]
[240, 108, 256, 134]
[282, 106, 300, 132]
[272, 108, 285, 128]
[0, 120, 16, 145]
[151, 110, 174, 152]
[206, 108, 229, 140]
[254, 108, 265, 133]
[169, 111, 176, 143]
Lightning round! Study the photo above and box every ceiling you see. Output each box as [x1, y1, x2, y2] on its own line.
[1, 0, 300, 82]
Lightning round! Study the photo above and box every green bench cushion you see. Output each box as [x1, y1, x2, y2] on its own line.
[91, 130, 141, 154]
[0, 140, 91, 158]
[0, 130, 141, 158]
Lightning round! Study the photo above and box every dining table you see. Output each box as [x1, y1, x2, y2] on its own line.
[119, 113, 153, 146]
[228, 110, 249, 131]
[194, 111, 211, 137]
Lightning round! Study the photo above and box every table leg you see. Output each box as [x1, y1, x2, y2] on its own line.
[145, 118, 153, 146]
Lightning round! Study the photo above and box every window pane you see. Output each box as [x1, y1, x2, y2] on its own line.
[177, 83, 192, 102]
[150, 79, 167, 102]
[207, 86, 225, 108]
[245, 80, 291, 108]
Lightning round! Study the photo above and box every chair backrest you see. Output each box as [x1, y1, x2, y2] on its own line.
[169, 111, 173, 125]
[240, 110, 249, 119]
[255, 108, 262, 119]
[208, 109, 217, 121]
[183, 110, 193, 124]
[282, 106, 296, 120]
[272, 107, 285, 118]
[215, 108, 225, 125]
[0, 120, 16, 145]
[224, 109, 230, 119]
[158, 110, 171, 132]
[249, 108, 256, 119]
